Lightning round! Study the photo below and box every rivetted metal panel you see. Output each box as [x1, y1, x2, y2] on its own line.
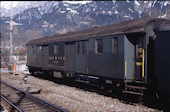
[75, 41, 88, 74]
[88, 35, 124, 79]
[66, 42, 75, 72]
[27, 46, 37, 67]
[155, 30, 170, 94]
[48, 42, 65, 71]
[124, 36, 135, 79]
[36, 46, 42, 68]
[42, 45, 49, 68]
[26, 46, 32, 66]
[31, 46, 36, 67]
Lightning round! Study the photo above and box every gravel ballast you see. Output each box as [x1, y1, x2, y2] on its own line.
[1, 73, 161, 112]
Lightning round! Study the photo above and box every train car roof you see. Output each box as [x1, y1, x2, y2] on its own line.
[26, 17, 170, 46]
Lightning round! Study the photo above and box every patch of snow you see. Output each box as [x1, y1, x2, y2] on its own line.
[40, 11, 43, 15]
[63, 1, 92, 4]
[152, 1, 157, 7]
[60, 11, 66, 13]
[148, 2, 152, 8]
[50, 24, 55, 28]
[159, 13, 167, 18]
[138, 10, 142, 17]
[79, 21, 90, 25]
[124, 15, 133, 19]
[53, 2, 59, 6]
[126, 0, 130, 3]
[114, 10, 118, 14]
[164, 1, 170, 6]
[42, 24, 48, 28]
[63, 3, 69, 7]
[134, 1, 140, 6]
[66, 8, 78, 14]
[1, 1, 46, 17]
[144, 1, 148, 4]
[108, 11, 112, 15]
[1, 1, 18, 10]
[42, 21, 49, 28]
[85, 8, 91, 12]
[102, 11, 106, 14]
[66, 14, 72, 22]
[128, 8, 133, 13]
[28, 11, 32, 19]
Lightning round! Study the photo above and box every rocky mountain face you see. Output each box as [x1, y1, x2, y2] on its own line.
[1, 1, 170, 46]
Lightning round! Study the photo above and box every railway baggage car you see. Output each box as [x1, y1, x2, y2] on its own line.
[26, 18, 170, 100]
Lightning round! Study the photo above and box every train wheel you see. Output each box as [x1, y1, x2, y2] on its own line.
[139, 96, 144, 103]
[29, 69, 35, 76]
[31, 71, 35, 75]
[43, 70, 49, 75]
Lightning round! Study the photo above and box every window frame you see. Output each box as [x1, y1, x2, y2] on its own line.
[43, 45, 48, 55]
[112, 37, 118, 54]
[77, 42, 80, 54]
[95, 38, 103, 54]
[37, 46, 42, 54]
[54, 44, 58, 55]
[82, 41, 85, 54]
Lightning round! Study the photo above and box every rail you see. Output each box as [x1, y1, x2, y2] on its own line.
[0, 80, 67, 112]
[1, 95, 24, 112]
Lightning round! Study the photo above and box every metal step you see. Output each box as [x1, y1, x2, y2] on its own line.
[123, 90, 144, 96]
[132, 80, 146, 84]
[75, 79, 89, 84]
[126, 85, 147, 90]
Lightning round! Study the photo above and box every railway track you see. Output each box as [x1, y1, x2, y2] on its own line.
[0, 80, 67, 112]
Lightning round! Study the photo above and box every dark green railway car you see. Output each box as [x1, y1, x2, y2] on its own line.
[26, 18, 170, 100]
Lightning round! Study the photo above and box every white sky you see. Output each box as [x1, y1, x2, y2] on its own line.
[1, 1, 92, 10]
[1, 1, 19, 9]
[63, 1, 92, 4]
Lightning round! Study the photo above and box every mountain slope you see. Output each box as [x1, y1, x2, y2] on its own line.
[1, 1, 170, 46]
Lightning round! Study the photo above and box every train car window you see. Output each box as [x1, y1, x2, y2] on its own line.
[77, 42, 80, 54]
[82, 41, 85, 54]
[54, 44, 58, 55]
[95, 39, 103, 54]
[112, 37, 118, 54]
[37, 46, 42, 54]
[43, 46, 48, 55]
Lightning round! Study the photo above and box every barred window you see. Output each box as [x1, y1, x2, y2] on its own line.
[95, 39, 103, 54]
[54, 44, 58, 55]
[82, 41, 85, 54]
[77, 42, 80, 54]
[43, 46, 48, 55]
[37, 46, 42, 54]
[112, 37, 118, 54]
